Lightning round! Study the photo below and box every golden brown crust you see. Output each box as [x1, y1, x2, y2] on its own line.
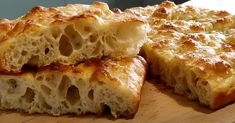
[147, 3, 235, 78]
[124, 5, 158, 19]
[0, 2, 145, 43]
[0, 1, 145, 43]
[38, 64, 81, 74]
[143, 1, 235, 109]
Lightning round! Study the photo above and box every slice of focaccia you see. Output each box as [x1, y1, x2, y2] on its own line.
[0, 56, 147, 118]
[143, 1, 235, 109]
[0, 1, 147, 72]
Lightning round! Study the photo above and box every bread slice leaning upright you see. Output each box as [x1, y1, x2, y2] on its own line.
[0, 56, 147, 118]
[0, 1, 148, 72]
[142, 1, 235, 109]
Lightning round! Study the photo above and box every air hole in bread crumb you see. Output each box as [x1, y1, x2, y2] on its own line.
[59, 35, 73, 56]
[51, 27, 61, 39]
[193, 78, 200, 86]
[13, 52, 18, 58]
[10, 45, 15, 49]
[41, 98, 52, 110]
[18, 58, 23, 64]
[44, 48, 49, 54]
[21, 50, 27, 56]
[102, 104, 111, 116]
[84, 26, 91, 32]
[46, 76, 52, 81]
[66, 85, 80, 105]
[201, 80, 208, 86]
[64, 24, 83, 50]
[117, 97, 123, 103]
[7, 79, 17, 94]
[62, 101, 69, 109]
[64, 24, 78, 39]
[10, 65, 17, 70]
[27, 55, 39, 66]
[97, 81, 104, 85]
[22, 88, 35, 103]
[32, 42, 37, 46]
[46, 74, 55, 81]
[41, 85, 51, 95]
[36, 76, 43, 81]
[89, 34, 97, 43]
[88, 89, 94, 100]
[58, 75, 71, 98]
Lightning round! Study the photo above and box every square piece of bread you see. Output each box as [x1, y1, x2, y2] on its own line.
[0, 2, 147, 72]
[143, 1, 235, 109]
[0, 56, 147, 118]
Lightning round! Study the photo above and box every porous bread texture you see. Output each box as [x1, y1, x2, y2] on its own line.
[0, 1, 148, 72]
[142, 1, 235, 109]
[0, 56, 147, 118]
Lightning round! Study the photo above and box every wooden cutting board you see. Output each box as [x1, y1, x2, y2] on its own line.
[1, 1, 235, 123]
[1, 80, 235, 123]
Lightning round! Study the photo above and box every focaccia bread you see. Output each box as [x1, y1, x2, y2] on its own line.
[143, 1, 235, 109]
[0, 2, 147, 72]
[0, 56, 147, 118]
[125, 5, 158, 19]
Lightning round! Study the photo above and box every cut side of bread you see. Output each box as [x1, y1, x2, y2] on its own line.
[142, 1, 235, 109]
[0, 2, 148, 72]
[0, 56, 147, 118]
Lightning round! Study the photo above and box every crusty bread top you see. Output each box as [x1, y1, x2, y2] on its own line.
[0, 1, 145, 43]
[145, 4, 235, 108]
[150, 1, 232, 20]
[126, 1, 235, 32]
[125, 5, 158, 19]
[143, 1, 235, 80]
[139, 1, 235, 108]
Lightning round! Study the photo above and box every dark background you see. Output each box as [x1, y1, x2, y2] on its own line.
[0, 0, 188, 19]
